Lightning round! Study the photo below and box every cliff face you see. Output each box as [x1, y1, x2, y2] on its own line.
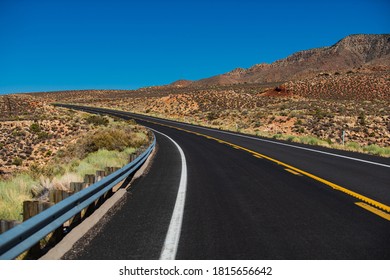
[193, 34, 390, 86]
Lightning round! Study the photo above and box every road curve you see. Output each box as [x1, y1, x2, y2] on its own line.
[60, 105, 390, 259]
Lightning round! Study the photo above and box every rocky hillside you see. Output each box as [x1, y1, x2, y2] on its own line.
[282, 70, 390, 100]
[0, 95, 95, 178]
[193, 34, 390, 86]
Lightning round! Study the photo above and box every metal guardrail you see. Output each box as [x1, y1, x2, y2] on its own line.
[0, 136, 156, 260]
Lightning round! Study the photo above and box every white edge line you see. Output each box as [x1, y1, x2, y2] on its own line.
[149, 128, 187, 260]
[206, 128, 390, 168]
[133, 114, 390, 169]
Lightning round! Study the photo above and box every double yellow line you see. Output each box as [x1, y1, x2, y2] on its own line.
[114, 111, 390, 221]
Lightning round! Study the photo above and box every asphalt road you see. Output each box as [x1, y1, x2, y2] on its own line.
[60, 105, 390, 259]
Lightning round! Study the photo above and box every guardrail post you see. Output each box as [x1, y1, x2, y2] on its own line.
[102, 167, 120, 199]
[69, 182, 86, 226]
[0, 220, 21, 234]
[22, 200, 53, 258]
[84, 174, 96, 187]
[0, 220, 6, 234]
[70, 182, 85, 193]
[129, 153, 136, 162]
[23, 200, 52, 221]
[95, 170, 105, 181]
[49, 189, 72, 204]
[104, 166, 118, 176]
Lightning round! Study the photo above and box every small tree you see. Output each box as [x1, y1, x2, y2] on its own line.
[358, 111, 366, 126]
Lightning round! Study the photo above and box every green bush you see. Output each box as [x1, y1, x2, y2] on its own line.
[363, 145, 390, 156]
[85, 115, 109, 126]
[287, 135, 297, 142]
[358, 111, 366, 126]
[207, 111, 219, 121]
[58, 124, 148, 162]
[37, 131, 51, 139]
[30, 122, 41, 133]
[295, 119, 303, 125]
[346, 142, 361, 150]
[12, 157, 23, 166]
[84, 129, 133, 153]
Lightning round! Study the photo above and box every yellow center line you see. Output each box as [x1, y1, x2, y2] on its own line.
[355, 202, 390, 221]
[253, 154, 264, 159]
[285, 168, 302, 176]
[135, 117, 390, 215]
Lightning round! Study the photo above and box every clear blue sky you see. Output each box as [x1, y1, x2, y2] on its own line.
[0, 0, 389, 94]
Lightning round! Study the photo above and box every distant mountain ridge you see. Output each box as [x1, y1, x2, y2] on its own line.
[185, 34, 390, 86]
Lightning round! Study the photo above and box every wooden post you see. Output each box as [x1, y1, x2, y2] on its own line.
[0, 220, 18, 234]
[129, 153, 136, 162]
[23, 200, 52, 221]
[68, 182, 89, 226]
[95, 170, 105, 181]
[104, 166, 119, 176]
[0, 220, 6, 234]
[22, 201, 53, 258]
[38, 201, 52, 213]
[104, 166, 113, 175]
[23, 200, 39, 222]
[84, 174, 95, 186]
[70, 182, 85, 193]
[49, 189, 72, 204]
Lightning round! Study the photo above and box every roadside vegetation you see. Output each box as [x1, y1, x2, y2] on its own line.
[96, 104, 390, 158]
[0, 111, 150, 222]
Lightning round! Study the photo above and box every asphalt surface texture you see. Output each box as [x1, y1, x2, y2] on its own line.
[60, 105, 390, 260]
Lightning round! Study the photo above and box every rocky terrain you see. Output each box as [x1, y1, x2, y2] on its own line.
[278, 67, 390, 100]
[0, 95, 94, 178]
[191, 34, 390, 86]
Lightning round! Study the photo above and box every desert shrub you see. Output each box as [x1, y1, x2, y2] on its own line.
[12, 157, 23, 166]
[287, 135, 297, 142]
[314, 108, 326, 119]
[83, 129, 136, 153]
[127, 119, 137, 125]
[295, 119, 303, 125]
[363, 145, 390, 156]
[346, 142, 361, 150]
[85, 115, 109, 126]
[358, 111, 366, 126]
[44, 164, 66, 178]
[59, 124, 148, 161]
[12, 129, 26, 137]
[37, 131, 51, 139]
[207, 111, 219, 121]
[300, 136, 320, 145]
[30, 122, 41, 133]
